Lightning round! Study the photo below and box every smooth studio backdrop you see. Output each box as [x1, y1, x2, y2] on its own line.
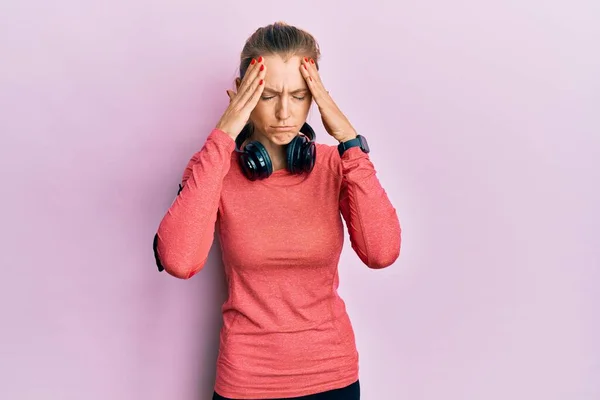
[1, 0, 598, 399]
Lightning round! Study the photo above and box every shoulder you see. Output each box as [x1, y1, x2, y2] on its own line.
[315, 142, 342, 177]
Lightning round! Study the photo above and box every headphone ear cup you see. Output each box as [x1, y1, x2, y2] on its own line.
[286, 134, 317, 174]
[286, 135, 305, 174]
[241, 141, 273, 180]
[302, 141, 317, 173]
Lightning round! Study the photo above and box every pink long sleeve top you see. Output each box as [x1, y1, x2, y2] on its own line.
[155, 128, 401, 399]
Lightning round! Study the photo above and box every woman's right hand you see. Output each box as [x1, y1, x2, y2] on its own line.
[215, 57, 267, 140]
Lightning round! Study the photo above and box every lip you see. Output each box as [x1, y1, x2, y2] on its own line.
[271, 126, 295, 131]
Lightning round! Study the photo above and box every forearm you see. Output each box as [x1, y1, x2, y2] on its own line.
[156, 129, 235, 278]
[339, 147, 401, 268]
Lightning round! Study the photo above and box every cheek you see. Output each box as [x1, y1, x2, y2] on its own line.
[250, 102, 269, 120]
[298, 99, 312, 115]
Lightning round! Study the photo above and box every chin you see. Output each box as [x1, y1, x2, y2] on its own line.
[268, 131, 298, 145]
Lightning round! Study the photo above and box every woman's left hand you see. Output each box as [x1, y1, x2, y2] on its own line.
[300, 58, 358, 143]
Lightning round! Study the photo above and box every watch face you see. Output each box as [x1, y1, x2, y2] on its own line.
[359, 135, 370, 153]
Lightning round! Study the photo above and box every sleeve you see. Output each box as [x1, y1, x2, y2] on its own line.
[154, 128, 236, 279]
[338, 146, 401, 269]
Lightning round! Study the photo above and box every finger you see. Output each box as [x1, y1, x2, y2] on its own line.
[232, 58, 263, 108]
[300, 57, 312, 82]
[238, 62, 266, 107]
[226, 90, 235, 102]
[300, 58, 326, 103]
[302, 57, 322, 84]
[244, 74, 266, 109]
[242, 65, 266, 109]
[236, 56, 264, 98]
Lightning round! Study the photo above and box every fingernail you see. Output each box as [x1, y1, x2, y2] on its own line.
[310, 58, 315, 64]
[258, 56, 263, 62]
[259, 79, 264, 85]
[303, 65, 307, 70]
[250, 59, 256, 65]
[260, 65, 264, 71]
[304, 57, 308, 62]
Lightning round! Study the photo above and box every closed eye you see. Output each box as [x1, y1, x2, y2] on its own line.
[261, 95, 307, 101]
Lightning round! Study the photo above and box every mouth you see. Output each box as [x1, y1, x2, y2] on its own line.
[270, 126, 296, 132]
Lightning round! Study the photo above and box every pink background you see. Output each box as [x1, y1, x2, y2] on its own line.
[1, 1, 598, 399]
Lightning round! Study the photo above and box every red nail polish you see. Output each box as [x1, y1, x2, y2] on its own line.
[304, 57, 308, 62]
[251, 59, 256, 65]
[259, 79, 264, 85]
[260, 65, 264, 71]
[258, 56, 263, 62]
[310, 59, 314, 64]
[303, 65, 307, 70]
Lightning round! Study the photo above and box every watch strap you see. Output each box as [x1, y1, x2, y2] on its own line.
[338, 135, 369, 157]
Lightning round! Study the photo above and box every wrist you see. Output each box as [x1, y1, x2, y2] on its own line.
[337, 134, 370, 157]
[215, 125, 237, 141]
[336, 133, 358, 143]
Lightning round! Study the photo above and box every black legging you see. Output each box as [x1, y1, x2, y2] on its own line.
[212, 379, 360, 400]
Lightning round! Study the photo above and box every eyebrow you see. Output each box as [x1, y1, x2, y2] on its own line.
[263, 87, 309, 94]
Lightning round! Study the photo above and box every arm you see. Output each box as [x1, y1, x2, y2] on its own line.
[296, 57, 400, 267]
[154, 128, 235, 279]
[339, 147, 401, 269]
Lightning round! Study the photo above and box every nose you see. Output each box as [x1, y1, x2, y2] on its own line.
[275, 96, 290, 121]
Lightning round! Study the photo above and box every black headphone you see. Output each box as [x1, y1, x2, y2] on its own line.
[234, 122, 317, 180]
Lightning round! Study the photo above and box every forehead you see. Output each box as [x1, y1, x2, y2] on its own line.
[263, 54, 306, 91]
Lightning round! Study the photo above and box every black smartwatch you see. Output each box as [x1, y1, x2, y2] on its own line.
[338, 135, 370, 157]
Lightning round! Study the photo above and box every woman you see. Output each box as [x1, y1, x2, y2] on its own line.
[154, 21, 401, 399]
